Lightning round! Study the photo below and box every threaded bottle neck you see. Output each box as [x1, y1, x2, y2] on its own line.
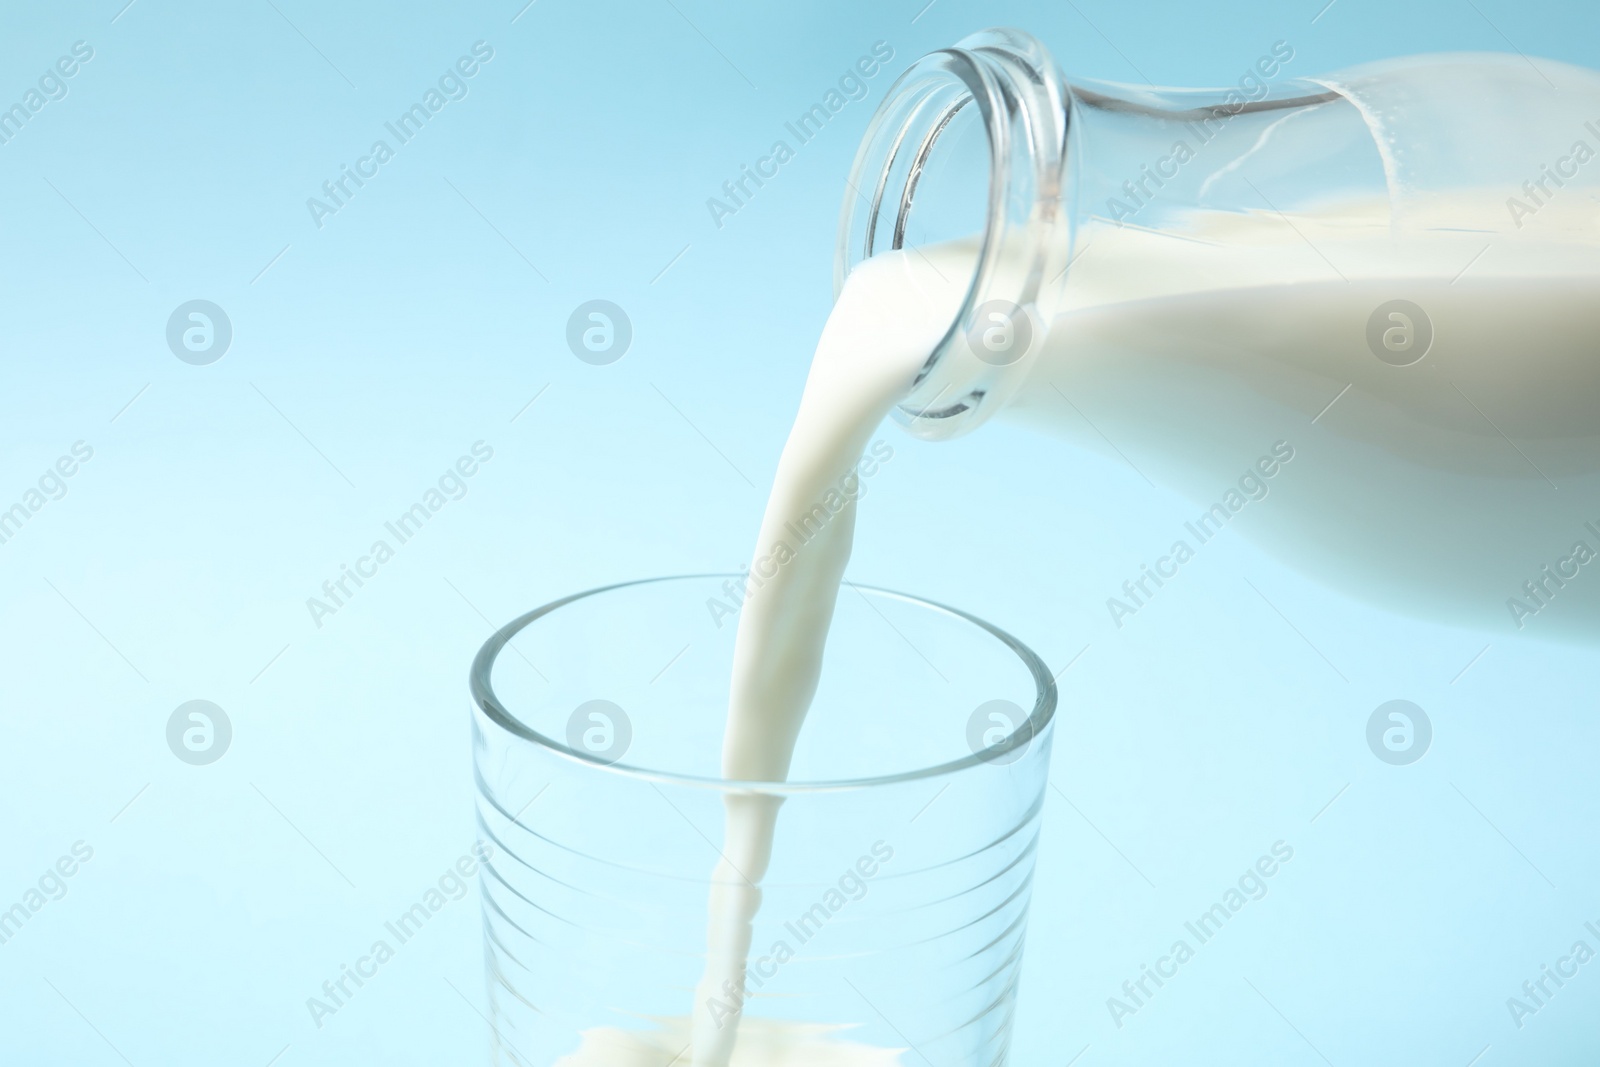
[836, 28, 1072, 440]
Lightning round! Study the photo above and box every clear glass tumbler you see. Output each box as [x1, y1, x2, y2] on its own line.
[469, 575, 1057, 1066]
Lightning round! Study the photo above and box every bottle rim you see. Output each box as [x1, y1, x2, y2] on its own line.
[835, 28, 1071, 441]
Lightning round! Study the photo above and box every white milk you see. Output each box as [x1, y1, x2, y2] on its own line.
[689, 244, 970, 1067]
[553, 248, 968, 1067]
[662, 193, 1600, 1066]
[556, 1017, 905, 1067]
[1011, 198, 1600, 637]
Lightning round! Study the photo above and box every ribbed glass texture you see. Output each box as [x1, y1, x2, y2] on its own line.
[469, 575, 1057, 1066]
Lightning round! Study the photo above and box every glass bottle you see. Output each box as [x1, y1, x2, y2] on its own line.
[838, 29, 1600, 638]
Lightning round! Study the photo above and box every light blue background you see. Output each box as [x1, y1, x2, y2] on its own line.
[1, 0, 1598, 1064]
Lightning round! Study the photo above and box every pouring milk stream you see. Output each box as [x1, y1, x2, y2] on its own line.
[568, 31, 1600, 1066]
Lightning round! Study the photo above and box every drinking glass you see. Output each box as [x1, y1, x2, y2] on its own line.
[469, 574, 1057, 1066]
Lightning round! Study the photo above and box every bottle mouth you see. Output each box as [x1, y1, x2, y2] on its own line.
[836, 28, 1071, 440]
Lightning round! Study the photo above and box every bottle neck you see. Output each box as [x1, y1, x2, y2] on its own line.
[836, 28, 1071, 441]
[839, 31, 1372, 441]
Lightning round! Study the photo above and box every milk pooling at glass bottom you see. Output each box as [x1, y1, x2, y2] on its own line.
[840, 30, 1600, 638]
[470, 576, 1056, 1067]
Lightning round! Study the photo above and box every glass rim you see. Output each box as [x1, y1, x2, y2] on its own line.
[469, 573, 1058, 795]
